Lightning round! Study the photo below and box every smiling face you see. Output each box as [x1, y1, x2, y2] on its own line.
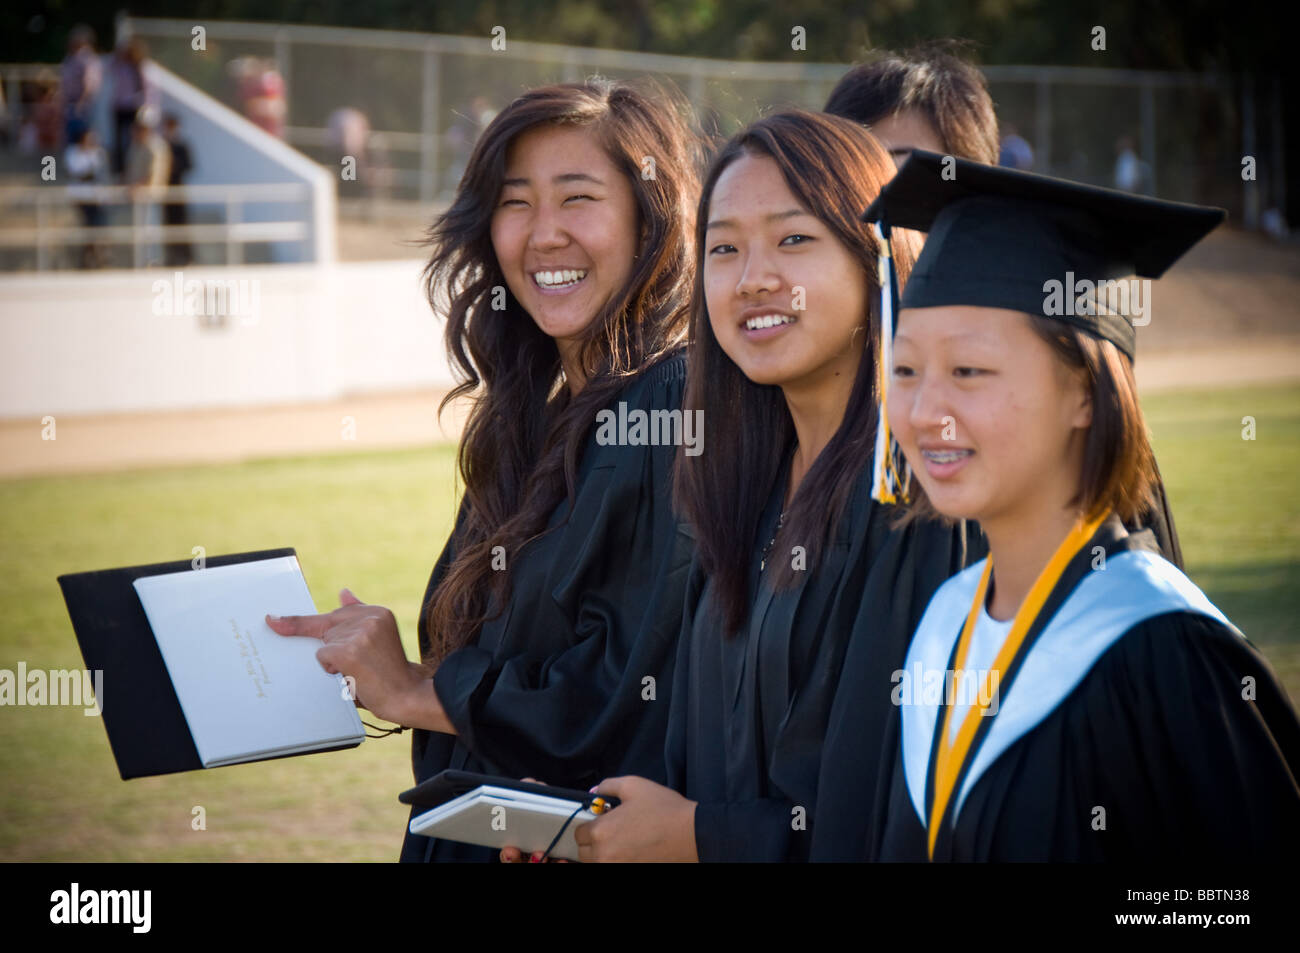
[887, 305, 1093, 528]
[868, 108, 945, 168]
[703, 153, 869, 391]
[490, 123, 640, 370]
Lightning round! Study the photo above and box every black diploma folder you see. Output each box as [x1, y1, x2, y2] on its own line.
[57, 547, 362, 780]
[399, 770, 620, 811]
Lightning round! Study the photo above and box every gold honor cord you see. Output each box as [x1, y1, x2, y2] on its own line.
[926, 507, 1111, 859]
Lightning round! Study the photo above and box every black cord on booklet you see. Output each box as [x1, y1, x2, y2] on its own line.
[539, 796, 611, 862]
[362, 719, 407, 738]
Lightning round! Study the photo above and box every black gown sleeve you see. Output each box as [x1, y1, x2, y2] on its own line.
[1126, 458, 1182, 568]
[664, 549, 800, 862]
[408, 499, 468, 774]
[429, 366, 694, 788]
[810, 513, 985, 861]
[664, 551, 703, 791]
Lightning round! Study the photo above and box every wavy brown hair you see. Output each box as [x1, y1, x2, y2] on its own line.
[422, 78, 701, 664]
[673, 109, 920, 634]
[824, 39, 1000, 165]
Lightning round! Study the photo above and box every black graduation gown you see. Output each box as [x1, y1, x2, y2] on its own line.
[876, 517, 1300, 861]
[399, 354, 695, 862]
[665, 456, 981, 862]
[811, 482, 1181, 862]
[1131, 461, 1182, 568]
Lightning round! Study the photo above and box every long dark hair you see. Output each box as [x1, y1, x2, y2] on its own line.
[673, 109, 920, 634]
[422, 78, 701, 663]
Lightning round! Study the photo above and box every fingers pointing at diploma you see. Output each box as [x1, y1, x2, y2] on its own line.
[264, 588, 455, 734]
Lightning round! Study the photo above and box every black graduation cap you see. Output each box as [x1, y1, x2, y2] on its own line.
[858, 150, 1225, 503]
[861, 150, 1225, 359]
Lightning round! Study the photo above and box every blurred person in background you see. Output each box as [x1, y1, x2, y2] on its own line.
[60, 24, 102, 145]
[1113, 135, 1151, 194]
[125, 106, 170, 266]
[64, 120, 108, 269]
[444, 96, 499, 197]
[824, 41, 1000, 167]
[109, 36, 156, 176]
[125, 106, 170, 192]
[162, 114, 194, 266]
[229, 57, 287, 138]
[326, 106, 370, 199]
[19, 70, 62, 156]
[997, 122, 1034, 169]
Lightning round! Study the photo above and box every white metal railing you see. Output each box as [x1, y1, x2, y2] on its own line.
[0, 182, 312, 270]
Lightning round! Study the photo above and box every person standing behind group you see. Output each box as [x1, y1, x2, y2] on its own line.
[824, 41, 1000, 167]
[825, 46, 1182, 568]
[261, 79, 705, 862]
[556, 110, 980, 862]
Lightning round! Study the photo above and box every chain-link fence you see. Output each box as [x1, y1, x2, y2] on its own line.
[113, 17, 1283, 223]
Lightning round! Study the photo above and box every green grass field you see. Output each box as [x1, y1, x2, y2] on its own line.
[0, 382, 1296, 861]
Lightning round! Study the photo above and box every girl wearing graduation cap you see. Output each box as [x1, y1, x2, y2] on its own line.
[561, 111, 982, 862]
[861, 152, 1300, 860]
[266, 79, 703, 862]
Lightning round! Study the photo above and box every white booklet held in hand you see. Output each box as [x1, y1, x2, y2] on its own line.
[409, 786, 602, 862]
[132, 556, 365, 768]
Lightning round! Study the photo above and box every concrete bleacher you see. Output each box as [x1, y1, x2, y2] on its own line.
[0, 58, 334, 271]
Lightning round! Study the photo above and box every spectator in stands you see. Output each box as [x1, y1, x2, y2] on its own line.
[60, 24, 102, 144]
[19, 71, 63, 156]
[126, 107, 170, 191]
[229, 57, 286, 139]
[998, 122, 1035, 169]
[443, 96, 498, 196]
[1113, 135, 1151, 194]
[109, 36, 156, 176]
[125, 106, 171, 266]
[162, 113, 195, 266]
[65, 120, 108, 269]
[326, 106, 369, 199]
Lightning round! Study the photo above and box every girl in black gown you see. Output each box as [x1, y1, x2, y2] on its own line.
[857, 152, 1300, 861]
[396, 80, 706, 863]
[271, 79, 705, 863]
[568, 111, 981, 862]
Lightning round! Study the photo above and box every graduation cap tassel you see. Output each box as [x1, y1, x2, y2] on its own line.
[871, 222, 909, 505]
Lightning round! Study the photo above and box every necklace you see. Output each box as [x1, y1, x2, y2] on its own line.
[758, 509, 787, 571]
[760, 446, 798, 571]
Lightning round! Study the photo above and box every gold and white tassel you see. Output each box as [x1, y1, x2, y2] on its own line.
[871, 222, 909, 505]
